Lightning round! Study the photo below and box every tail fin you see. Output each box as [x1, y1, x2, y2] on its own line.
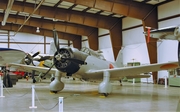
[115, 49, 124, 67]
[49, 41, 57, 55]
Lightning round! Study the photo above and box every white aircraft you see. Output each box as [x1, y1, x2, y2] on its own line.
[145, 25, 180, 65]
[6, 30, 179, 96]
[145, 25, 180, 41]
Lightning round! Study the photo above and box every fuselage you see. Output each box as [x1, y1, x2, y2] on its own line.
[0, 48, 25, 66]
[76, 55, 116, 80]
[53, 47, 117, 80]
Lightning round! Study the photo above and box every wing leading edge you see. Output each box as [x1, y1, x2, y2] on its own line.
[85, 61, 178, 79]
[8, 63, 57, 74]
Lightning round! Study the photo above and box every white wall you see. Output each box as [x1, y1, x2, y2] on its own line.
[82, 36, 89, 48]
[119, 1, 180, 81]
[157, 0, 180, 78]
[98, 28, 114, 62]
[0, 30, 68, 54]
[122, 17, 152, 82]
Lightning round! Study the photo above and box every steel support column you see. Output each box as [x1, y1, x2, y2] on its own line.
[72, 35, 82, 50]
[88, 28, 98, 50]
[146, 41, 158, 84]
[109, 19, 122, 60]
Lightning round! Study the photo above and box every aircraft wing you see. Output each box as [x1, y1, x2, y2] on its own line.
[149, 26, 177, 40]
[8, 63, 57, 74]
[85, 61, 178, 79]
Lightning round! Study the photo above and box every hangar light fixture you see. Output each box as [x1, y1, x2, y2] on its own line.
[36, 27, 40, 33]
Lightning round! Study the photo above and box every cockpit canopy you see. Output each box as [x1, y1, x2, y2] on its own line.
[80, 47, 105, 60]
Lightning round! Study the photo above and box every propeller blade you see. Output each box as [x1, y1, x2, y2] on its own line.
[24, 54, 33, 65]
[24, 51, 41, 65]
[32, 51, 40, 57]
[178, 42, 180, 65]
[38, 56, 51, 61]
[41, 61, 56, 79]
[53, 29, 60, 52]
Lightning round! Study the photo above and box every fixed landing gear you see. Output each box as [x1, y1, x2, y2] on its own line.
[119, 79, 123, 86]
[50, 91, 58, 94]
[98, 71, 112, 97]
[33, 79, 36, 83]
[49, 70, 64, 93]
[50, 77, 55, 82]
[100, 93, 109, 97]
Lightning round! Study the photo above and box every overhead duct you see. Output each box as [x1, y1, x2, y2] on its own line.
[1, 0, 14, 26]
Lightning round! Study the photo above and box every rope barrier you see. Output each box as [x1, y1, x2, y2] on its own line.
[0, 77, 79, 111]
[35, 91, 59, 110]
[3, 83, 31, 97]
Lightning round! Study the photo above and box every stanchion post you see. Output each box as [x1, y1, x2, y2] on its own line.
[29, 85, 37, 109]
[132, 78, 135, 84]
[164, 76, 167, 88]
[0, 79, 5, 98]
[59, 97, 63, 112]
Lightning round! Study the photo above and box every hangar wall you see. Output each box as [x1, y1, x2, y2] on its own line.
[0, 30, 68, 54]
[157, 0, 180, 78]
[122, 17, 152, 82]
[120, 0, 180, 81]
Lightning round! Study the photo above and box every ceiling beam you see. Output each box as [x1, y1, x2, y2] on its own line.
[1, 0, 14, 26]
[62, 0, 158, 28]
[0, 14, 97, 36]
[0, 23, 81, 41]
[1, 0, 121, 29]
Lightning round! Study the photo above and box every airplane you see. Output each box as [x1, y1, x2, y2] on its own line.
[144, 25, 180, 65]
[6, 30, 179, 96]
[145, 25, 180, 41]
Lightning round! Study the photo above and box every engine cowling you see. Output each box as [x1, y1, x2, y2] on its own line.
[53, 47, 88, 75]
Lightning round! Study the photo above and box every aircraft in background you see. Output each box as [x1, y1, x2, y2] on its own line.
[6, 30, 179, 96]
[145, 25, 180, 40]
[0, 48, 57, 85]
[144, 25, 180, 65]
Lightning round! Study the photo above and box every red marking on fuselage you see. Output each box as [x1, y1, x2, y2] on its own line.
[109, 64, 114, 69]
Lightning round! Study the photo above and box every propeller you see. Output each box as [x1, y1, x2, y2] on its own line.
[24, 51, 40, 65]
[53, 30, 86, 65]
[36, 56, 52, 62]
[32, 51, 40, 57]
[41, 30, 86, 79]
[53, 29, 60, 52]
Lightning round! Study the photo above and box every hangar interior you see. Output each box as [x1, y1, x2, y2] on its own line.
[0, 0, 180, 112]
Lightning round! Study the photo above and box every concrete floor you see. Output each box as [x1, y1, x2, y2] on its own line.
[0, 77, 180, 112]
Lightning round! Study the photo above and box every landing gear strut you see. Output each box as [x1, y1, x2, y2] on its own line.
[98, 71, 112, 97]
[49, 70, 64, 93]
